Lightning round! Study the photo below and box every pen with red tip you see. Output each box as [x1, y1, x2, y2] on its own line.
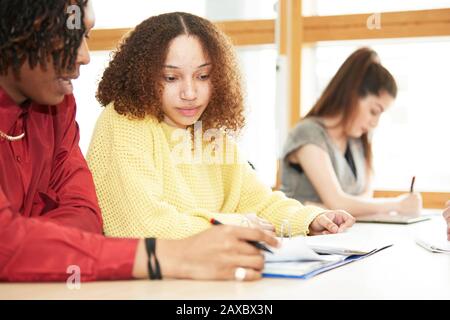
[210, 218, 274, 254]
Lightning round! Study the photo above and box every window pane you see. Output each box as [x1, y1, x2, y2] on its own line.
[303, 0, 450, 16]
[92, 0, 205, 29]
[301, 38, 450, 192]
[236, 45, 278, 187]
[73, 51, 111, 155]
[206, 0, 277, 21]
[93, 0, 277, 29]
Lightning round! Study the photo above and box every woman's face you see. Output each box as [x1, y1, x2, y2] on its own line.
[160, 35, 212, 129]
[347, 90, 394, 138]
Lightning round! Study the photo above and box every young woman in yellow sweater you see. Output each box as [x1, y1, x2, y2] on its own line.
[87, 12, 355, 240]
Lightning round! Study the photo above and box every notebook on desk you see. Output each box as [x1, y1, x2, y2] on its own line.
[356, 212, 430, 224]
[415, 228, 450, 254]
[263, 233, 392, 279]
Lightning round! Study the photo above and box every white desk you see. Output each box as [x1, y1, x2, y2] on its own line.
[1, 213, 449, 300]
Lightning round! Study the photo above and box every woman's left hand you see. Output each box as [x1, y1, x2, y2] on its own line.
[309, 210, 355, 235]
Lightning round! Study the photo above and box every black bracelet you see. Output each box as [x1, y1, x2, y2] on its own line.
[145, 238, 162, 280]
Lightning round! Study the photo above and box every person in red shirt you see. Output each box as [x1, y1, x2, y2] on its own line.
[0, 0, 279, 282]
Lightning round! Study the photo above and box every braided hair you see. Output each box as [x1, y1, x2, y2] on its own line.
[0, 0, 87, 78]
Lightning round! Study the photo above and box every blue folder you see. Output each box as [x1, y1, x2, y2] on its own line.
[263, 245, 392, 279]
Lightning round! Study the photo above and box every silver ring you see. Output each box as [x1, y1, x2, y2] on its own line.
[234, 267, 246, 281]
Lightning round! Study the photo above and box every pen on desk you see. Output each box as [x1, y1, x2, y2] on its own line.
[210, 218, 274, 254]
[410, 176, 416, 193]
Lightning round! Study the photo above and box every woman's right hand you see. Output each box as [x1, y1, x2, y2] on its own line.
[155, 225, 279, 281]
[396, 192, 422, 215]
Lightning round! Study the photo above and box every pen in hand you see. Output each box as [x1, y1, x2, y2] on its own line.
[410, 176, 416, 193]
[210, 218, 274, 254]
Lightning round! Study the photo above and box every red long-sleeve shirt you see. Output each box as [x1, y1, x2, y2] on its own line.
[0, 88, 138, 282]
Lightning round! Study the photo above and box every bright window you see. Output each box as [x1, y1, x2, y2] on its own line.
[302, 0, 450, 16]
[236, 45, 277, 186]
[92, 0, 277, 29]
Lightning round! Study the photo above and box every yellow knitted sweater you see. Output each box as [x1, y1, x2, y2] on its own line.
[87, 105, 325, 239]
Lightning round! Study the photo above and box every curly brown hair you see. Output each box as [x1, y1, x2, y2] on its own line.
[97, 12, 245, 133]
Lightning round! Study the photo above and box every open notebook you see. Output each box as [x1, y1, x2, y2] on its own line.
[415, 230, 450, 254]
[263, 233, 392, 279]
